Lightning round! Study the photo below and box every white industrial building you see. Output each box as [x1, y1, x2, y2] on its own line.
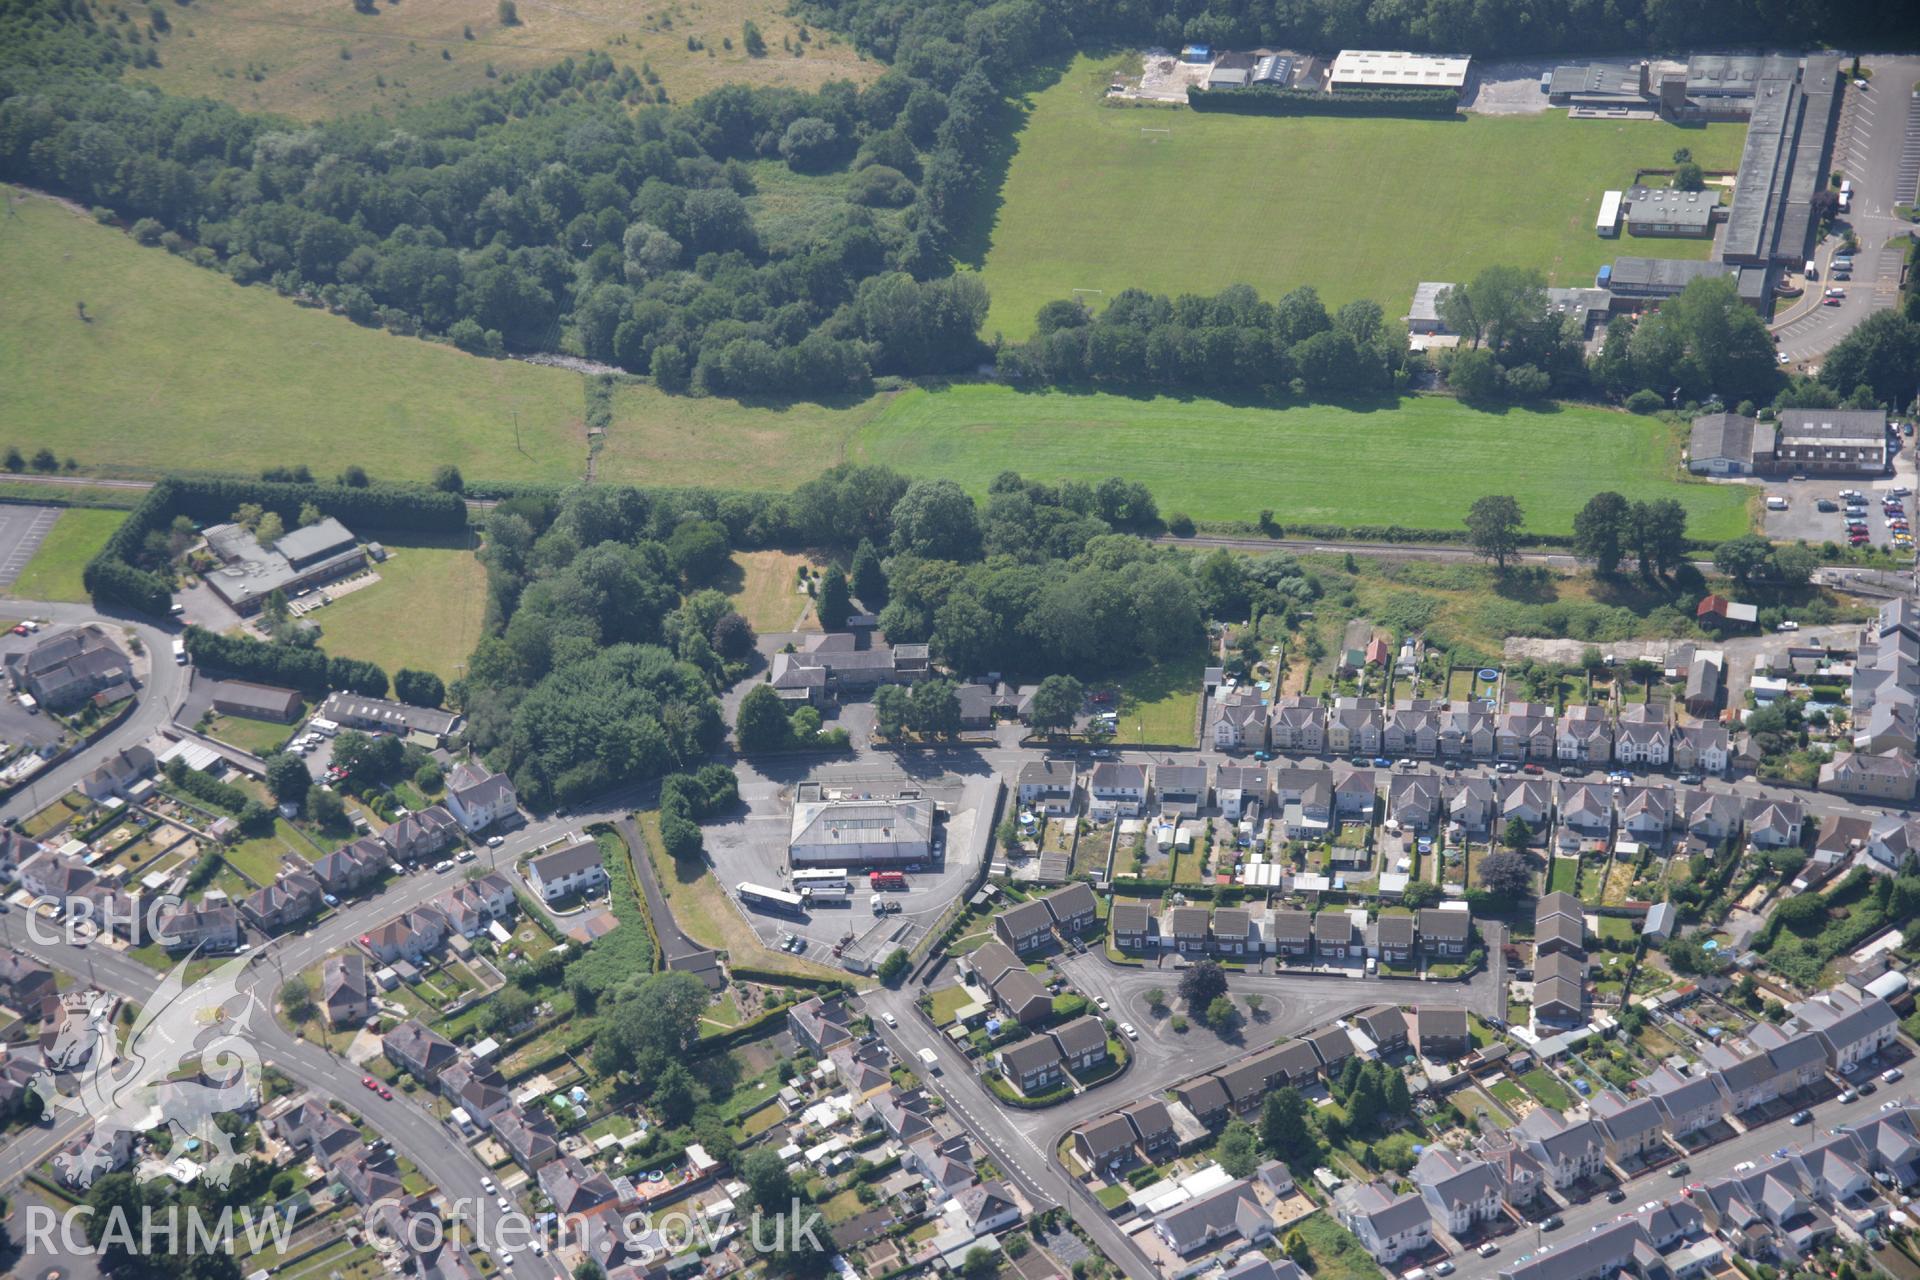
[789, 793, 935, 868]
[1329, 50, 1471, 92]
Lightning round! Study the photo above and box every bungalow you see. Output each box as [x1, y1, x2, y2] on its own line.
[1444, 776, 1496, 837]
[1614, 704, 1670, 767]
[1745, 798, 1805, 849]
[1049, 1015, 1110, 1072]
[1376, 914, 1416, 964]
[526, 839, 608, 902]
[1155, 764, 1210, 816]
[1415, 1147, 1504, 1236]
[1157, 1179, 1272, 1257]
[1269, 696, 1327, 753]
[1111, 902, 1156, 951]
[1671, 722, 1730, 775]
[1164, 906, 1211, 954]
[384, 1018, 458, 1082]
[1214, 692, 1270, 751]
[1388, 773, 1442, 831]
[1517, 1109, 1607, 1189]
[1315, 910, 1354, 961]
[1269, 908, 1313, 958]
[1412, 1006, 1471, 1061]
[1497, 702, 1556, 762]
[1642, 1065, 1727, 1140]
[1533, 950, 1587, 1025]
[1556, 705, 1614, 764]
[1590, 1089, 1667, 1165]
[958, 1180, 1025, 1235]
[1418, 907, 1472, 959]
[788, 994, 854, 1055]
[1089, 762, 1148, 818]
[444, 762, 519, 833]
[1328, 697, 1383, 756]
[1331, 763, 1377, 817]
[81, 745, 155, 801]
[1216, 766, 1268, 821]
[994, 899, 1057, 955]
[1335, 1181, 1433, 1263]
[998, 1036, 1064, 1095]
[1017, 760, 1079, 817]
[321, 952, 375, 1030]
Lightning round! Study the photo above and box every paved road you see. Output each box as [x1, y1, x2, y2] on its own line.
[616, 813, 716, 970]
[0, 600, 188, 824]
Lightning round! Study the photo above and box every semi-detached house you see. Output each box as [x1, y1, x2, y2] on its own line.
[526, 839, 608, 903]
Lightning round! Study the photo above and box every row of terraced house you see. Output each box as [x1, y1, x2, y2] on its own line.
[1214, 695, 1731, 772]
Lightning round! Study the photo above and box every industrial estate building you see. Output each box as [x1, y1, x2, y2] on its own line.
[789, 785, 936, 868]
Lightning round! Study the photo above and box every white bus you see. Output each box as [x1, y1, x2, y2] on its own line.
[792, 868, 849, 893]
[737, 882, 807, 915]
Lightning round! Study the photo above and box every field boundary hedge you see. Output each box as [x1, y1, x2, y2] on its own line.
[1186, 84, 1460, 118]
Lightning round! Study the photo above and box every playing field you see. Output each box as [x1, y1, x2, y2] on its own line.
[128, 0, 877, 122]
[853, 385, 1754, 538]
[978, 55, 1748, 340]
[312, 536, 487, 684]
[0, 188, 587, 484]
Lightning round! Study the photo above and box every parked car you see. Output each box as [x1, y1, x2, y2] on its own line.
[882, 1012, 897, 1028]
[1495, 761, 1518, 773]
[1791, 1110, 1813, 1125]
[1477, 1244, 1499, 1259]
[1883, 1067, 1904, 1083]
[1120, 1023, 1138, 1040]
[487, 834, 505, 847]
[433, 859, 454, 873]
[1606, 1188, 1627, 1203]
[1668, 1162, 1690, 1177]
[1816, 499, 1839, 511]
[1541, 1216, 1563, 1231]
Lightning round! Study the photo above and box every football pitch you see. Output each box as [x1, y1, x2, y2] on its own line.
[855, 385, 1755, 539]
[977, 55, 1748, 340]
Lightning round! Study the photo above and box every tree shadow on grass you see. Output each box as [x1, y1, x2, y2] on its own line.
[1493, 567, 1561, 604]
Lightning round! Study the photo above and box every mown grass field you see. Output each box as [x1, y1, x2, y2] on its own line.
[313, 536, 487, 684]
[855, 385, 1754, 538]
[0, 188, 587, 483]
[129, 0, 877, 122]
[8, 509, 127, 602]
[977, 55, 1748, 339]
[723, 550, 822, 634]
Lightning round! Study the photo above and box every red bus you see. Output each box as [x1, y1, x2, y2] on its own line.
[868, 870, 906, 891]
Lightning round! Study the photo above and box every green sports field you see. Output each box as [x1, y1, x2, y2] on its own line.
[977, 56, 1747, 340]
[854, 385, 1754, 538]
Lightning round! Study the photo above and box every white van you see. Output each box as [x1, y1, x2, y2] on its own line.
[171, 637, 188, 665]
[917, 1047, 940, 1073]
[1766, 496, 1789, 510]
